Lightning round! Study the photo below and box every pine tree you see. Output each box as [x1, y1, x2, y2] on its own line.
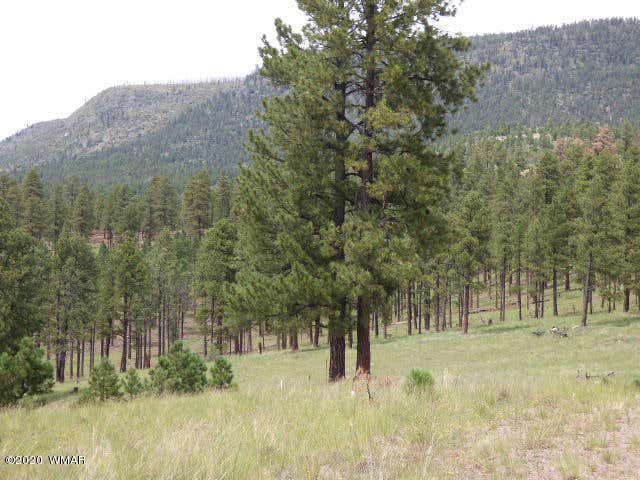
[21, 169, 50, 239]
[212, 174, 233, 223]
[239, 0, 484, 379]
[0, 199, 49, 352]
[0, 175, 22, 228]
[142, 176, 178, 239]
[51, 185, 70, 241]
[50, 230, 98, 382]
[574, 138, 622, 325]
[96, 244, 118, 360]
[615, 145, 640, 311]
[196, 219, 237, 356]
[451, 190, 491, 333]
[112, 237, 149, 372]
[71, 185, 95, 238]
[182, 170, 212, 238]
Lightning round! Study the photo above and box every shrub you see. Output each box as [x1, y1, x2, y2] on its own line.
[633, 377, 640, 389]
[0, 337, 54, 406]
[406, 369, 435, 394]
[122, 369, 145, 398]
[149, 341, 207, 395]
[86, 358, 122, 402]
[210, 357, 234, 389]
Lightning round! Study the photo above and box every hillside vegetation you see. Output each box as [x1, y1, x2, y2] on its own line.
[0, 18, 639, 187]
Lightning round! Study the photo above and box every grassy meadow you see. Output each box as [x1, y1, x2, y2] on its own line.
[1, 289, 640, 479]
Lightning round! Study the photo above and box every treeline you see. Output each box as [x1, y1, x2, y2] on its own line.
[0, 168, 238, 382]
[1, 124, 639, 383]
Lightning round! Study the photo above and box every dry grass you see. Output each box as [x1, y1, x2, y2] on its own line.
[1, 290, 640, 479]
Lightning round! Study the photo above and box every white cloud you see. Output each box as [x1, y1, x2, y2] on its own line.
[0, 0, 637, 140]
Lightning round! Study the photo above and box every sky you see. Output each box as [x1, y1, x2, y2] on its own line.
[1, 0, 637, 141]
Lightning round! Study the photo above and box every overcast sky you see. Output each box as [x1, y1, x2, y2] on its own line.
[1, 0, 637, 140]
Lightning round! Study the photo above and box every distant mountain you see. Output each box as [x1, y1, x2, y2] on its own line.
[1, 17, 639, 187]
[0, 76, 273, 187]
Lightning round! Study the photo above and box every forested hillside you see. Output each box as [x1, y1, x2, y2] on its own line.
[0, 76, 272, 187]
[462, 17, 640, 131]
[0, 17, 638, 187]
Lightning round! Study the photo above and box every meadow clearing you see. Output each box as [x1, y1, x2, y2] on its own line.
[1, 289, 640, 480]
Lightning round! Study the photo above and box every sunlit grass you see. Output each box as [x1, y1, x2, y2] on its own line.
[2, 289, 640, 479]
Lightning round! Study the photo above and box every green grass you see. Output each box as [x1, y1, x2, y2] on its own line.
[2, 290, 640, 479]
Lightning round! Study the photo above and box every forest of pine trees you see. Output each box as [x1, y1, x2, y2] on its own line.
[1, 122, 639, 383]
[1, 2, 640, 389]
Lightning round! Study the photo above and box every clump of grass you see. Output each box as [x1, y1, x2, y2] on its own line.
[585, 435, 608, 451]
[601, 449, 617, 464]
[555, 453, 584, 480]
[632, 376, 640, 389]
[406, 369, 434, 394]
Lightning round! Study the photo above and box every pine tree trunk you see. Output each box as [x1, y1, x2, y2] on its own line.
[425, 287, 431, 330]
[552, 268, 559, 316]
[500, 257, 507, 322]
[417, 285, 422, 333]
[407, 284, 413, 336]
[314, 317, 321, 347]
[442, 293, 448, 331]
[120, 295, 129, 372]
[435, 276, 441, 332]
[328, 331, 345, 382]
[89, 326, 95, 372]
[624, 288, 631, 312]
[354, 0, 376, 377]
[69, 341, 74, 380]
[582, 253, 593, 327]
[374, 311, 379, 338]
[356, 296, 371, 375]
[463, 283, 470, 335]
[56, 351, 66, 383]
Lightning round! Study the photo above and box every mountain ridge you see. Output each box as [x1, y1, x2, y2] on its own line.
[1, 17, 639, 187]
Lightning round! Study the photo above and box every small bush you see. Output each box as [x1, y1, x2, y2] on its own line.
[122, 369, 145, 398]
[406, 369, 435, 394]
[0, 337, 54, 406]
[86, 358, 122, 402]
[210, 357, 234, 389]
[633, 377, 640, 389]
[149, 341, 207, 395]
